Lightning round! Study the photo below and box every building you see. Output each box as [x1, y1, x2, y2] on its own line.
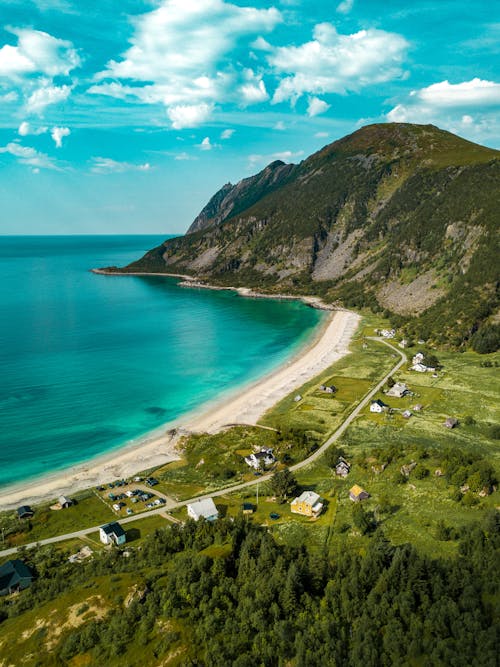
[444, 417, 458, 429]
[99, 522, 126, 546]
[320, 384, 336, 393]
[335, 458, 351, 478]
[17, 506, 34, 520]
[370, 399, 387, 413]
[241, 503, 255, 515]
[413, 404, 423, 412]
[59, 496, 72, 509]
[0, 560, 34, 596]
[387, 382, 409, 398]
[402, 410, 412, 419]
[290, 491, 324, 517]
[411, 363, 428, 373]
[349, 485, 370, 502]
[187, 498, 219, 522]
[244, 448, 275, 470]
[294, 394, 302, 402]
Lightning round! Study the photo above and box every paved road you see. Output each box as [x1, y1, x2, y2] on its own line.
[0, 338, 406, 558]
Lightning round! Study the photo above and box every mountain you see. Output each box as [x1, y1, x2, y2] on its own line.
[110, 123, 500, 349]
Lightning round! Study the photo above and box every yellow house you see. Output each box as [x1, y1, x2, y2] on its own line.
[349, 485, 370, 502]
[290, 491, 323, 517]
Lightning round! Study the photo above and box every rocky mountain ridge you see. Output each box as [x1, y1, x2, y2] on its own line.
[107, 123, 500, 348]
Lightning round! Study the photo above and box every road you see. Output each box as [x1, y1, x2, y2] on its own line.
[0, 338, 406, 558]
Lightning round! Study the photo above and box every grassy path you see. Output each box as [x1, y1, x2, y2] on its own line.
[0, 338, 406, 559]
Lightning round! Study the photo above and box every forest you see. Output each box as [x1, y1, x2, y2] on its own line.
[1, 510, 498, 666]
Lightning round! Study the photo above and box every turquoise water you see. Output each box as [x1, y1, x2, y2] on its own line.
[0, 236, 322, 489]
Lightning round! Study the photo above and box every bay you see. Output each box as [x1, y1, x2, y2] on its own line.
[0, 235, 322, 488]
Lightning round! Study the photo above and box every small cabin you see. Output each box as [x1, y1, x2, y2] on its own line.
[349, 485, 370, 502]
[187, 498, 219, 522]
[290, 491, 323, 517]
[0, 560, 34, 596]
[370, 399, 387, 413]
[59, 496, 72, 509]
[17, 506, 34, 520]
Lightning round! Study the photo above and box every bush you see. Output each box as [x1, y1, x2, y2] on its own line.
[471, 324, 500, 354]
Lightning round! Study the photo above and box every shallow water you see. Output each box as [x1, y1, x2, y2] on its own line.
[0, 235, 323, 488]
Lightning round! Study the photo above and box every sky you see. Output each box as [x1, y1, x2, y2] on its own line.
[0, 0, 499, 235]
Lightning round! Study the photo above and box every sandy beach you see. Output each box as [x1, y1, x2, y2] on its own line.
[0, 308, 360, 510]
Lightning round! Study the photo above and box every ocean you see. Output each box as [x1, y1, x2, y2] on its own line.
[0, 235, 323, 489]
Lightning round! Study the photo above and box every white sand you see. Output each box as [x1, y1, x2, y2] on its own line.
[0, 309, 360, 510]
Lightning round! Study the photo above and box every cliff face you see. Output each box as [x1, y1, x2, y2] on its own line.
[113, 123, 500, 346]
[186, 160, 295, 234]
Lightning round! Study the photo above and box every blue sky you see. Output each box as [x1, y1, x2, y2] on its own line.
[0, 0, 499, 234]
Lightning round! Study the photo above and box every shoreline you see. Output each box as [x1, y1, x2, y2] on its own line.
[0, 275, 360, 510]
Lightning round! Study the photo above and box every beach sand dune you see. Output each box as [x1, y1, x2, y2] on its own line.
[0, 309, 360, 510]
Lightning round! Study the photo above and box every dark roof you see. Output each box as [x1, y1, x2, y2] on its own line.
[372, 399, 387, 407]
[0, 560, 34, 594]
[17, 505, 34, 518]
[101, 522, 125, 537]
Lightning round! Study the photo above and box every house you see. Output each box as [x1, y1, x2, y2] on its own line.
[411, 363, 428, 373]
[244, 448, 276, 470]
[399, 339, 408, 348]
[17, 505, 34, 520]
[59, 495, 72, 508]
[412, 352, 424, 365]
[320, 385, 336, 393]
[413, 404, 423, 412]
[386, 382, 409, 398]
[0, 560, 34, 596]
[370, 399, 387, 413]
[187, 498, 219, 522]
[294, 394, 302, 402]
[241, 503, 255, 515]
[335, 458, 351, 478]
[99, 521, 126, 546]
[380, 329, 395, 338]
[444, 417, 458, 429]
[402, 410, 412, 419]
[349, 485, 370, 502]
[290, 491, 324, 517]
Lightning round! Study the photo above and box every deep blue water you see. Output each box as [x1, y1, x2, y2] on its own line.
[0, 236, 322, 488]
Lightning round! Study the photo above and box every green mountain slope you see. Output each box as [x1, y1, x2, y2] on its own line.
[112, 123, 500, 348]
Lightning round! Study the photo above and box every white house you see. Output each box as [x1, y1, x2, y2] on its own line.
[244, 448, 275, 470]
[370, 399, 387, 413]
[187, 498, 219, 522]
[99, 522, 126, 546]
[386, 382, 409, 398]
[59, 496, 72, 509]
[411, 363, 428, 373]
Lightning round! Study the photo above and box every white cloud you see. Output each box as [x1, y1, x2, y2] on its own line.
[416, 78, 500, 107]
[199, 137, 213, 151]
[174, 151, 198, 160]
[18, 121, 48, 136]
[0, 141, 58, 169]
[251, 36, 273, 51]
[221, 128, 235, 139]
[51, 126, 70, 147]
[248, 148, 303, 167]
[274, 120, 286, 130]
[387, 78, 500, 122]
[314, 131, 329, 137]
[90, 157, 151, 174]
[0, 91, 18, 102]
[307, 96, 330, 117]
[269, 23, 408, 104]
[336, 0, 354, 14]
[461, 114, 473, 125]
[239, 69, 269, 105]
[167, 103, 214, 129]
[26, 84, 72, 113]
[92, 0, 282, 127]
[0, 28, 80, 79]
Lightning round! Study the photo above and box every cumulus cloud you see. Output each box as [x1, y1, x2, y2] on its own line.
[387, 78, 500, 122]
[198, 137, 213, 151]
[314, 131, 329, 137]
[91, 0, 282, 127]
[269, 23, 408, 104]
[91, 157, 151, 174]
[336, 0, 354, 14]
[307, 96, 330, 117]
[221, 128, 235, 139]
[51, 126, 70, 147]
[0, 28, 80, 79]
[18, 121, 48, 136]
[26, 84, 72, 113]
[0, 91, 18, 102]
[0, 141, 59, 169]
[239, 69, 269, 105]
[167, 103, 214, 129]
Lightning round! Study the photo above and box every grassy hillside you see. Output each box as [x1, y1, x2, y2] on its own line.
[113, 123, 500, 350]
